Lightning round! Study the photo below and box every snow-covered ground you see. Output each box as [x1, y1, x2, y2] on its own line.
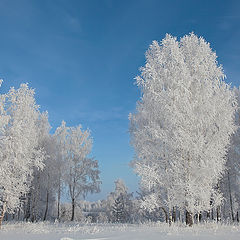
[1, 221, 240, 240]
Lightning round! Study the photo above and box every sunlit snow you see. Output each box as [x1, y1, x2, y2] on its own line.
[1, 222, 240, 240]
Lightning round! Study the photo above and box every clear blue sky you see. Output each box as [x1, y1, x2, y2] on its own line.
[0, 0, 239, 201]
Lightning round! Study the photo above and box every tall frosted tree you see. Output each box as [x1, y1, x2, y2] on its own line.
[54, 121, 69, 220]
[57, 123, 101, 221]
[221, 87, 240, 222]
[0, 84, 44, 226]
[129, 33, 236, 225]
[25, 112, 58, 222]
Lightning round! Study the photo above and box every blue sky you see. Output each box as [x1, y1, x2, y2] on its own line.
[0, 0, 240, 201]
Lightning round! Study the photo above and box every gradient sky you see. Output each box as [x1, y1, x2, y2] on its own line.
[0, 0, 240, 201]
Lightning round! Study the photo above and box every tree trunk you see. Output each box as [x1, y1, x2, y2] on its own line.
[43, 190, 49, 221]
[217, 206, 220, 222]
[223, 202, 226, 220]
[228, 171, 234, 221]
[31, 192, 36, 223]
[207, 210, 210, 219]
[0, 202, 6, 229]
[57, 181, 61, 220]
[168, 213, 172, 226]
[71, 198, 75, 221]
[31, 213, 35, 222]
[236, 211, 239, 222]
[17, 208, 20, 221]
[199, 211, 202, 222]
[24, 192, 31, 221]
[172, 207, 176, 222]
[186, 211, 193, 226]
[161, 207, 168, 223]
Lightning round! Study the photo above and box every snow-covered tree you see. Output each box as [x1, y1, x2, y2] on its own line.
[61, 124, 101, 221]
[54, 121, 69, 220]
[129, 33, 237, 225]
[0, 79, 8, 226]
[103, 179, 133, 223]
[221, 87, 240, 222]
[59, 202, 85, 222]
[112, 194, 126, 223]
[0, 84, 45, 225]
[25, 112, 59, 222]
[0, 82, 101, 224]
[37, 114, 58, 221]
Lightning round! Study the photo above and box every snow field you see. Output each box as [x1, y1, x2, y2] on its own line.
[1, 221, 240, 240]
